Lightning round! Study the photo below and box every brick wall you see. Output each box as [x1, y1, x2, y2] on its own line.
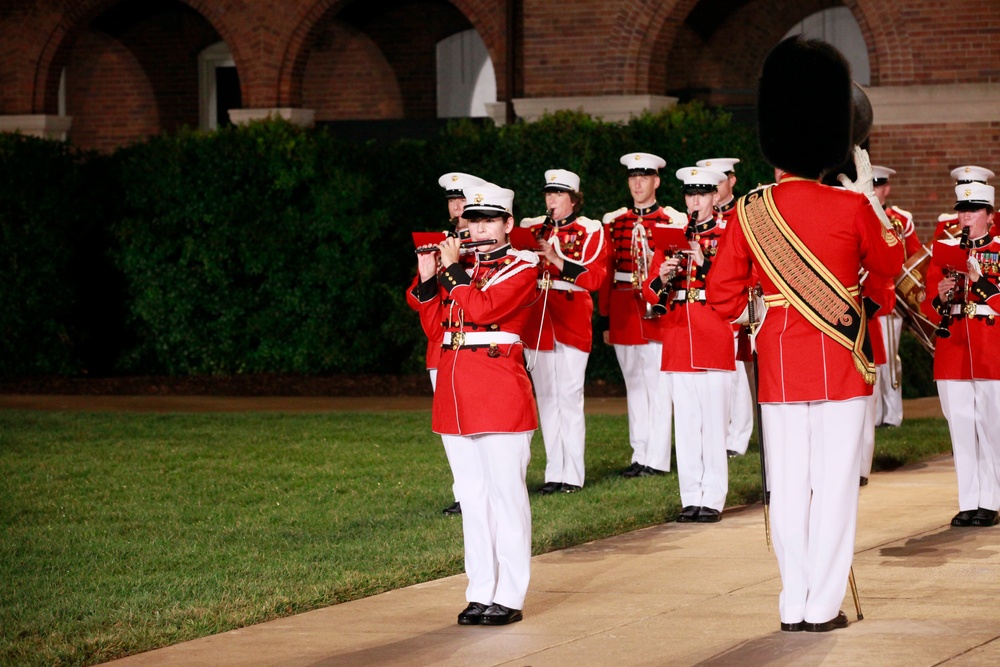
[869, 122, 1000, 241]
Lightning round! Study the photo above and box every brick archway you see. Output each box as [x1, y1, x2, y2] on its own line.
[276, 0, 506, 113]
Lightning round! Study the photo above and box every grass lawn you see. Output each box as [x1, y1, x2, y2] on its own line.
[0, 409, 951, 666]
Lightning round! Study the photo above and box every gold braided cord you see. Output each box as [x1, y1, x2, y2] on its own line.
[739, 188, 876, 385]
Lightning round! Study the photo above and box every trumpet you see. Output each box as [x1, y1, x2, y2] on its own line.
[414, 239, 497, 254]
[935, 225, 971, 339]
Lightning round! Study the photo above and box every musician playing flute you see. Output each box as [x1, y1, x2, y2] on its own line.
[921, 181, 1000, 528]
[413, 183, 540, 625]
[708, 37, 904, 632]
[520, 169, 607, 494]
[643, 166, 735, 524]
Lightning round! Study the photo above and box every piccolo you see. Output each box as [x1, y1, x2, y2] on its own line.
[414, 239, 497, 254]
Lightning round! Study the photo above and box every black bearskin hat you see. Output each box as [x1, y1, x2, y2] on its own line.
[822, 83, 875, 186]
[758, 36, 854, 180]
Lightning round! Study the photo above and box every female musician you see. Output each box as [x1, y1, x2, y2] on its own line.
[413, 183, 540, 624]
[921, 181, 1000, 528]
[406, 172, 486, 516]
[643, 166, 735, 524]
[520, 169, 607, 494]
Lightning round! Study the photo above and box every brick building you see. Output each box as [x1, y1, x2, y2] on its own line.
[1, 0, 998, 236]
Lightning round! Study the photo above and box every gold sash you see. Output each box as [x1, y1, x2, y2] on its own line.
[738, 186, 876, 384]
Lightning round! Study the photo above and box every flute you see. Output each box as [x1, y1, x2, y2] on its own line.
[414, 239, 497, 254]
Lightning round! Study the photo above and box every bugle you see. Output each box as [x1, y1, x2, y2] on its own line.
[631, 222, 659, 319]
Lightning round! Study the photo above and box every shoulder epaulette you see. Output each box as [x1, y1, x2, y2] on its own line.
[520, 215, 546, 228]
[889, 205, 913, 221]
[602, 207, 628, 224]
[660, 205, 688, 227]
[575, 215, 603, 234]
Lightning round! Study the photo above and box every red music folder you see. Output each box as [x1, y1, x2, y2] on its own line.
[650, 225, 689, 252]
[932, 239, 969, 271]
[509, 227, 541, 251]
[412, 231, 447, 249]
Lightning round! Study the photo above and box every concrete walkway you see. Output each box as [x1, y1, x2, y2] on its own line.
[100, 453, 999, 667]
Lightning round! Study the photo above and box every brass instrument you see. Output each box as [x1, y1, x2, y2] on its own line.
[934, 225, 971, 339]
[631, 221, 659, 319]
[651, 210, 699, 315]
[415, 238, 497, 254]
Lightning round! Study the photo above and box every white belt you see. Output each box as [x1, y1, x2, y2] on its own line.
[614, 271, 633, 282]
[443, 331, 521, 347]
[673, 289, 706, 301]
[949, 303, 999, 317]
[540, 278, 587, 292]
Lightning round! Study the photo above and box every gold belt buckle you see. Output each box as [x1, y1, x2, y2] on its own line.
[451, 331, 466, 350]
[539, 277, 552, 290]
[964, 303, 977, 317]
[687, 288, 699, 304]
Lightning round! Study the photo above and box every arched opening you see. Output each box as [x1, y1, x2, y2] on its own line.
[783, 7, 870, 85]
[198, 41, 242, 130]
[64, 0, 224, 150]
[436, 29, 496, 118]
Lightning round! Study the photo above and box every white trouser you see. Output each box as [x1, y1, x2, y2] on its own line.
[444, 431, 533, 610]
[671, 370, 732, 511]
[530, 343, 589, 486]
[938, 380, 1000, 512]
[728, 354, 754, 455]
[860, 391, 876, 478]
[431, 369, 459, 502]
[874, 314, 904, 426]
[762, 398, 865, 625]
[614, 342, 672, 471]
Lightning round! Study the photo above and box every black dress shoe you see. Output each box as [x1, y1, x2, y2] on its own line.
[804, 611, 848, 632]
[457, 601, 489, 625]
[637, 465, 667, 477]
[479, 603, 522, 625]
[727, 450, 739, 458]
[970, 508, 999, 527]
[695, 507, 722, 523]
[443, 501, 462, 515]
[538, 481, 562, 495]
[560, 483, 582, 493]
[951, 509, 978, 527]
[859, 476, 868, 487]
[780, 621, 804, 632]
[621, 462, 644, 478]
[676, 505, 700, 523]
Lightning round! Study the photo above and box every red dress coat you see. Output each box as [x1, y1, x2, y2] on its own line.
[406, 227, 474, 370]
[708, 176, 905, 403]
[598, 205, 680, 345]
[415, 245, 540, 435]
[920, 236, 1000, 380]
[641, 218, 736, 373]
[520, 214, 607, 353]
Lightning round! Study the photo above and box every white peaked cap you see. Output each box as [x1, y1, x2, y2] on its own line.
[872, 166, 896, 183]
[620, 152, 666, 173]
[675, 166, 726, 190]
[950, 165, 995, 184]
[696, 158, 740, 174]
[954, 182, 995, 210]
[463, 183, 515, 217]
[438, 172, 488, 198]
[543, 169, 581, 192]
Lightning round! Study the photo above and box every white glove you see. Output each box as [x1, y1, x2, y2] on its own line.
[968, 256, 983, 283]
[837, 145, 874, 195]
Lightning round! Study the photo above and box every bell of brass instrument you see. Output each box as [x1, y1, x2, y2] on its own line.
[935, 225, 971, 339]
[631, 221, 660, 319]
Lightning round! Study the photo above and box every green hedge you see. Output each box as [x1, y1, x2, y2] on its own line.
[0, 106, 936, 393]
